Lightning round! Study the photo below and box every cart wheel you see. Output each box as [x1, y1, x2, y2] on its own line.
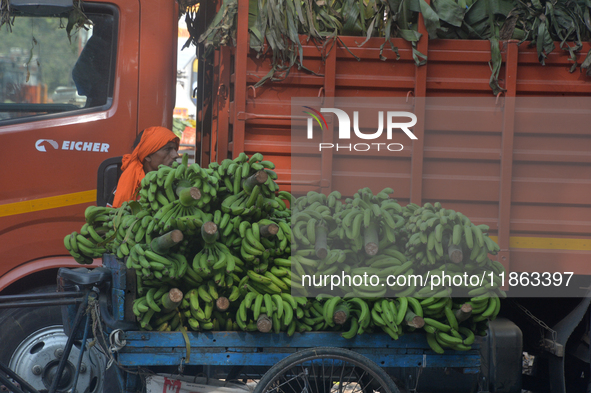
[253, 347, 400, 393]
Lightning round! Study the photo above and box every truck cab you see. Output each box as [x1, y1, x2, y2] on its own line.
[0, 0, 178, 390]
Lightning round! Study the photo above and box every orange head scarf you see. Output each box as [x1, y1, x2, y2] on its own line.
[113, 126, 179, 208]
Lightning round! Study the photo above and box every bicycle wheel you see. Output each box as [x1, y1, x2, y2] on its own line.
[253, 347, 400, 393]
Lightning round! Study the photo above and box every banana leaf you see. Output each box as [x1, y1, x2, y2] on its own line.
[581, 49, 591, 76]
[194, 0, 591, 91]
[487, 0, 504, 95]
[341, 0, 363, 35]
[464, 0, 489, 26]
[433, 0, 466, 27]
[418, 0, 441, 38]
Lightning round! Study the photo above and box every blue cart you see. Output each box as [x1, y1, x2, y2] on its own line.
[8, 256, 515, 393]
[93, 255, 522, 393]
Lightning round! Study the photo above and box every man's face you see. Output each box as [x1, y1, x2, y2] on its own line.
[143, 141, 179, 173]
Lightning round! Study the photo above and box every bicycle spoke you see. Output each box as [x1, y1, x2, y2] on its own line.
[321, 358, 327, 393]
[288, 365, 306, 393]
[338, 360, 346, 393]
[304, 363, 315, 393]
[329, 358, 336, 393]
[342, 360, 357, 389]
[350, 369, 369, 393]
[312, 361, 320, 393]
[256, 349, 397, 393]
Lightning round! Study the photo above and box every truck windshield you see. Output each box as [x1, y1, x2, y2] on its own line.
[0, 10, 115, 121]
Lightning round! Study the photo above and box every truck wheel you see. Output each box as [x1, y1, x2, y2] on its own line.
[0, 286, 106, 393]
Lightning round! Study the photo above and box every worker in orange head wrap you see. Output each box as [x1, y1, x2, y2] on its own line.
[112, 126, 180, 208]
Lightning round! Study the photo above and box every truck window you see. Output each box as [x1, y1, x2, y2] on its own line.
[0, 8, 116, 122]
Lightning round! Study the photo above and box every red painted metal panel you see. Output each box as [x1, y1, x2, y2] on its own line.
[231, 0, 250, 158]
[497, 42, 519, 278]
[214, 11, 591, 276]
[0, 0, 144, 278]
[136, 0, 178, 132]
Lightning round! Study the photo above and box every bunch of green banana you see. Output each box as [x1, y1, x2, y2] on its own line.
[255, 218, 291, 256]
[291, 206, 336, 256]
[218, 153, 286, 220]
[84, 205, 118, 226]
[339, 297, 372, 338]
[63, 229, 107, 264]
[137, 280, 241, 332]
[210, 208, 241, 247]
[68, 152, 511, 344]
[178, 283, 223, 331]
[411, 255, 506, 301]
[237, 268, 292, 296]
[126, 243, 189, 281]
[403, 202, 501, 269]
[64, 205, 124, 263]
[370, 297, 421, 339]
[138, 153, 219, 214]
[422, 311, 472, 353]
[238, 219, 291, 273]
[333, 187, 404, 255]
[283, 296, 368, 337]
[417, 289, 501, 353]
[191, 224, 242, 288]
[287, 254, 318, 285]
[152, 199, 202, 234]
[291, 249, 348, 290]
[292, 190, 343, 216]
[102, 206, 139, 259]
[236, 291, 303, 334]
[109, 209, 158, 256]
[171, 213, 206, 237]
[339, 249, 415, 298]
[206, 309, 240, 332]
[132, 285, 186, 331]
[211, 153, 279, 197]
[191, 244, 241, 287]
[424, 324, 476, 354]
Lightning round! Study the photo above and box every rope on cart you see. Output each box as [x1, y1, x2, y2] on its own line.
[109, 329, 127, 354]
[89, 296, 117, 369]
[88, 295, 157, 390]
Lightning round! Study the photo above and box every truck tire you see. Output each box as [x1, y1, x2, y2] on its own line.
[0, 285, 106, 393]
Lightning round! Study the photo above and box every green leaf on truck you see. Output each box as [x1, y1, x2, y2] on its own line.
[433, 0, 466, 28]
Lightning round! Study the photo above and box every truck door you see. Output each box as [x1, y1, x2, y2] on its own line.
[0, 1, 142, 391]
[0, 0, 140, 285]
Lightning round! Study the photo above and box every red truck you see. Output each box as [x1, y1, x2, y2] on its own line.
[0, 0, 177, 390]
[1, 0, 590, 391]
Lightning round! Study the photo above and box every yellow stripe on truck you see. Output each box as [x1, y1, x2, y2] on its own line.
[489, 236, 591, 251]
[0, 190, 96, 218]
[1, 195, 589, 252]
